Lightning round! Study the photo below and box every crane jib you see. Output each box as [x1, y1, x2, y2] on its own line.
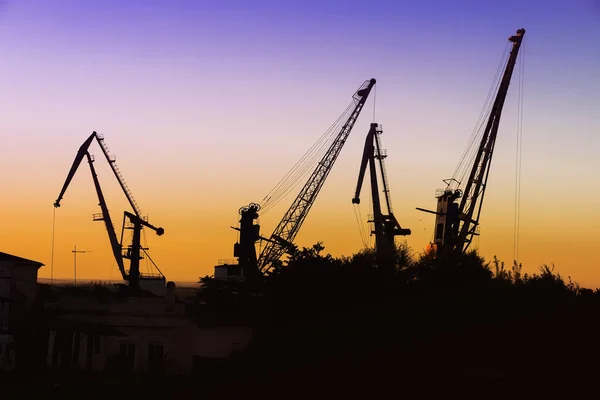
[257, 78, 376, 272]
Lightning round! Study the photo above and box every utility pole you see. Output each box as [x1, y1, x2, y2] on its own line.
[72, 245, 91, 287]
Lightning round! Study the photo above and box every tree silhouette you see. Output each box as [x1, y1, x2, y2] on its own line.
[188, 240, 600, 396]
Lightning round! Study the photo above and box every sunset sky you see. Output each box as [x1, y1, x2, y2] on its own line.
[1, 0, 599, 287]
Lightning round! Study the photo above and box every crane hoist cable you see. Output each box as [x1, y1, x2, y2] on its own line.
[452, 51, 508, 189]
[352, 205, 367, 247]
[452, 43, 510, 184]
[450, 42, 511, 188]
[266, 105, 351, 199]
[513, 40, 526, 262]
[353, 184, 375, 249]
[260, 102, 354, 212]
[50, 206, 56, 285]
[260, 101, 356, 214]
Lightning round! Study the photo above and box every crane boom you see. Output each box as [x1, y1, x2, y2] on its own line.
[454, 28, 525, 251]
[54, 133, 96, 208]
[417, 28, 525, 257]
[257, 78, 376, 272]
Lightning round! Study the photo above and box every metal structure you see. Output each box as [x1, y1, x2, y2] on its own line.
[72, 245, 91, 287]
[54, 132, 165, 290]
[352, 123, 411, 270]
[417, 28, 526, 258]
[223, 78, 377, 277]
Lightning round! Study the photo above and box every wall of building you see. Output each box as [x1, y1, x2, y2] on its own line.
[0, 257, 41, 369]
[11, 265, 40, 308]
[0, 333, 16, 371]
[46, 327, 196, 374]
[0, 260, 40, 308]
[0, 262, 13, 299]
[103, 326, 197, 374]
[0, 300, 9, 333]
[45, 295, 253, 375]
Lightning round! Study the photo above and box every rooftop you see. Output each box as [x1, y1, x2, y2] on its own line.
[0, 251, 44, 268]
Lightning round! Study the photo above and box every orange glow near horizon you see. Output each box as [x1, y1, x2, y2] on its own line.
[1, 2, 599, 288]
[2, 140, 598, 288]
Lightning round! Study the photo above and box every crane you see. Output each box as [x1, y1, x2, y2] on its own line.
[216, 78, 376, 279]
[352, 123, 411, 271]
[416, 28, 526, 259]
[54, 132, 165, 292]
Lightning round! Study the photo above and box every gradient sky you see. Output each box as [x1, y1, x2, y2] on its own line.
[1, 0, 599, 286]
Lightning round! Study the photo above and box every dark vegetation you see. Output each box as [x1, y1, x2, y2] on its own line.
[197, 243, 600, 397]
[5, 243, 600, 398]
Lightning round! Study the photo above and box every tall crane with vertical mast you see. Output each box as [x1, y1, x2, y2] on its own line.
[54, 132, 165, 292]
[416, 28, 526, 258]
[352, 122, 411, 271]
[217, 78, 377, 278]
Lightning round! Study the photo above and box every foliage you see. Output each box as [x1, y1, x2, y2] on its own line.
[194, 239, 600, 390]
[492, 256, 527, 284]
[199, 240, 589, 310]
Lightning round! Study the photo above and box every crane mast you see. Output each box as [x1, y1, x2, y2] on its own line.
[352, 123, 411, 271]
[417, 28, 525, 257]
[256, 78, 377, 273]
[54, 132, 165, 291]
[86, 152, 127, 278]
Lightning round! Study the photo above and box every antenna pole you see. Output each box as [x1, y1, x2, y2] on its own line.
[72, 245, 91, 287]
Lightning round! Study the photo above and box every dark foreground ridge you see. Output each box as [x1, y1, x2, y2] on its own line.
[4, 244, 600, 398]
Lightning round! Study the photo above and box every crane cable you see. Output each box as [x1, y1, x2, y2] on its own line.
[455, 50, 508, 189]
[353, 206, 367, 247]
[513, 42, 525, 263]
[453, 43, 509, 185]
[261, 102, 353, 212]
[260, 100, 356, 214]
[451, 42, 511, 189]
[50, 206, 56, 285]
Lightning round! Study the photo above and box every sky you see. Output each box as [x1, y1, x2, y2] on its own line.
[1, 0, 599, 286]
